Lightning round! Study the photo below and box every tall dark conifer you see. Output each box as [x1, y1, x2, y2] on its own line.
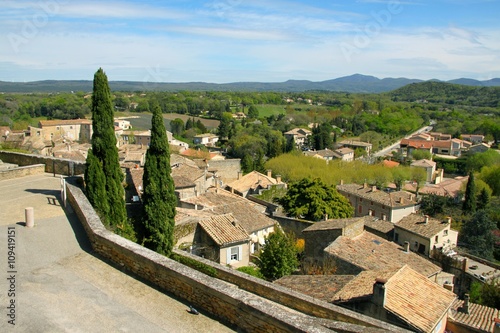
[84, 149, 109, 223]
[86, 68, 126, 227]
[141, 102, 176, 256]
[463, 171, 477, 214]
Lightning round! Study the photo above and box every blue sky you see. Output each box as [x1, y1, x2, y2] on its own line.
[1, 0, 499, 83]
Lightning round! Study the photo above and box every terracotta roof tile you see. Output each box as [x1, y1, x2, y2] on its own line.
[227, 171, 278, 193]
[337, 183, 418, 208]
[198, 214, 250, 246]
[325, 231, 441, 277]
[274, 275, 356, 303]
[395, 213, 450, 238]
[449, 299, 500, 333]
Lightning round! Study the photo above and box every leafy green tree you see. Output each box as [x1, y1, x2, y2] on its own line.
[411, 149, 432, 161]
[141, 102, 177, 256]
[479, 165, 500, 196]
[462, 172, 477, 214]
[86, 68, 126, 227]
[195, 119, 207, 133]
[247, 105, 259, 119]
[460, 210, 495, 260]
[392, 166, 410, 191]
[170, 118, 184, 136]
[466, 150, 500, 173]
[477, 187, 491, 211]
[217, 112, 234, 141]
[277, 178, 353, 221]
[84, 149, 109, 223]
[257, 228, 298, 281]
[311, 123, 332, 150]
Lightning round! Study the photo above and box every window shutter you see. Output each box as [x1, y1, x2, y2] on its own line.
[238, 246, 242, 261]
[226, 247, 231, 264]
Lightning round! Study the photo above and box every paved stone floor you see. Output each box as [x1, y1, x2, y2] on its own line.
[0, 173, 236, 332]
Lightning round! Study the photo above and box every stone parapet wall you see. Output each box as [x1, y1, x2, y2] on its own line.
[0, 164, 45, 180]
[0, 151, 85, 176]
[65, 178, 407, 333]
[66, 179, 334, 332]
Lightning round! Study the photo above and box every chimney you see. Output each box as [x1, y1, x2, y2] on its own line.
[409, 194, 413, 201]
[363, 182, 368, 189]
[237, 171, 242, 180]
[276, 175, 282, 183]
[324, 214, 328, 221]
[371, 185, 377, 192]
[340, 179, 344, 185]
[372, 278, 387, 307]
[267, 169, 272, 178]
[404, 241, 410, 253]
[463, 294, 470, 314]
[462, 258, 468, 272]
[447, 216, 452, 224]
[424, 215, 429, 224]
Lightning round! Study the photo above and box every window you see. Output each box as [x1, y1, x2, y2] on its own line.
[230, 246, 240, 261]
[443, 230, 448, 236]
[358, 205, 362, 214]
[435, 235, 439, 242]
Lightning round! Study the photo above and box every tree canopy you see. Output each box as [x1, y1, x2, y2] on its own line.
[256, 228, 298, 281]
[460, 210, 496, 260]
[277, 177, 353, 221]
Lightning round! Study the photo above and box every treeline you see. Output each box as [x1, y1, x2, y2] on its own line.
[390, 81, 500, 108]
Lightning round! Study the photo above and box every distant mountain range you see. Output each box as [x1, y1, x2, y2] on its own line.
[1, 74, 500, 93]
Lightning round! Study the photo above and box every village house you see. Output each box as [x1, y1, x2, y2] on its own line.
[460, 134, 484, 145]
[284, 128, 312, 148]
[303, 220, 442, 279]
[37, 119, 93, 142]
[339, 140, 373, 155]
[447, 295, 500, 333]
[335, 147, 355, 162]
[467, 143, 490, 155]
[403, 175, 469, 201]
[337, 183, 418, 223]
[399, 139, 434, 156]
[193, 133, 219, 147]
[393, 214, 458, 257]
[330, 266, 456, 333]
[114, 119, 131, 130]
[411, 159, 442, 184]
[180, 188, 276, 255]
[128, 130, 189, 151]
[192, 214, 250, 268]
[225, 170, 284, 198]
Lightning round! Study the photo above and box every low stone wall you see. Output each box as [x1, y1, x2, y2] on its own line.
[0, 151, 85, 176]
[0, 164, 45, 180]
[65, 178, 406, 333]
[66, 180, 332, 332]
[271, 213, 314, 237]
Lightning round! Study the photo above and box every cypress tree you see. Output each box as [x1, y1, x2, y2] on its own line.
[463, 171, 477, 214]
[86, 68, 127, 227]
[84, 149, 109, 224]
[142, 102, 177, 256]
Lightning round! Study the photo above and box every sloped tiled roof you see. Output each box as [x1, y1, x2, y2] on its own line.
[411, 159, 436, 168]
[382, 160, 400, 168]
[334, 266, 456, 333]
[181, 189, 274, 233]
[198, 214, 249, 246]
[227, 170, 278, 193]
[38, 119, 91, 127]
[324, 231, 441, 277]
[395, 213, 450, 239]
[332, 268, 397, 302]
[274, 275, 355, 303]
[449, 298, 500, 333]
[337, 183, 417, 208]
[404, 176, 468, 198]
[335, 147, 354, 155]
[400, 139, 433, 149]
[302, 216, 365, 233]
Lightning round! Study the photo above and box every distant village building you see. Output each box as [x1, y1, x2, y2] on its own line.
[339, 140, 372, 155]
[114, 119, 131, 130]
[37, 119, 92, 142]
[393, 214, 458, 257]
[193, 133, 219, 147]
[226, 170, 284, 198]
[284, 128, 312, 148]
[337, 183, 418, 223]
